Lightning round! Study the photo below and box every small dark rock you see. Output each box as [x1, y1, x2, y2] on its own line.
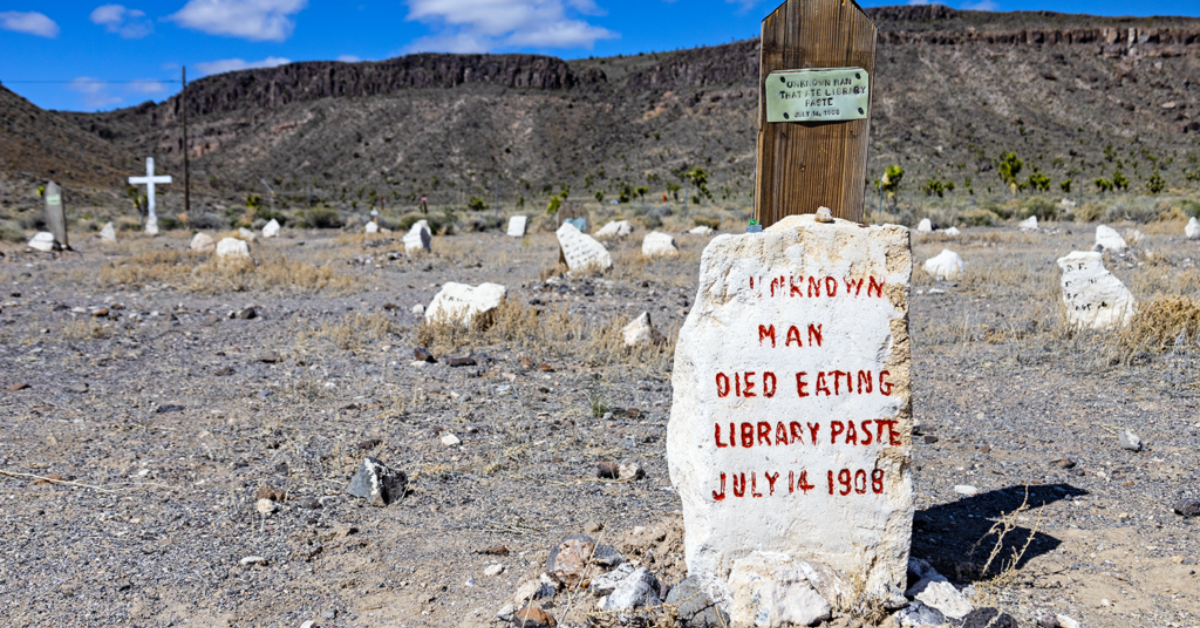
[597, 461, 620, 479]
[1050, 458, 1076, 469]
[155, 404, 184, 414]
[1037, 615, 1061, 628]
[513, 605, 556, 628]
[215, 366, 235, 376]
[1174, 499, 1200, 518]
[979, 445, 991, 454]
[591, 544, 625, 568]
[414, 347, 436, 363]
[1070, 468, 1086, 477]
[447, 356, 477, 367]
[258, 353, 281, 363]
[528, 298, 543, 306]
[962, 607, 1018, 628]
[6, 383, 29, 391]
[358, 438, 383, 451]
[666, 575, 730, 628]
[236, 307, 257, 320]
[345, 457, 407, 507]
[477, 545, 510, 556]
[273, 462, 289, 476]
[382, 303, 399, 310]
[924, 435, 939, 444]
[298, 498, 322, 510]
[256, 485, 284, 501]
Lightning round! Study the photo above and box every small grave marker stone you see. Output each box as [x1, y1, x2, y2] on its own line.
[43, 181, 68, 248]
[507, 215, 527, 237]
[556, 222, 612, 272]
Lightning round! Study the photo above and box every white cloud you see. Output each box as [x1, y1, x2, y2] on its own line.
[169, 0, 307, 42]
[90, 4, 153, 38]
[336, 54, 362, 62]
[962, 0, 998, 9]
[194, 56, 291, 76]
[68, 77, 123, 109]
[404, 0, 617, 53]
[0, 11, 59, 38]
[127, 79, 168, 94]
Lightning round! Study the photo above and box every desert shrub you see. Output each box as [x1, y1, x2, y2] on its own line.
[1016, 197, 1057, 221]
[157, 216, 183, 231]
[188, 212, 227, 230]
[959, 209, 997, 227]
[1182, 200, 1200, 218]
[1103, 199, 1160, 224]
[0, 220, 25, 242]
[980, 200, 1010, 220]
[297, 207, 343, 229]
[1111, 296, 1200, 362]
[462, 215, 503, 232]
[638, 213, 663, 229]
[308, 311, 403, 352]
[693, 216, 720, 229]
[397, 211, 453, 235]
[1074, 202, 1103, 222]
[18, 213, 45, 231]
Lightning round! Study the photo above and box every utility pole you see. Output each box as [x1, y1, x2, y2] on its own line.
[181, 66, 190, 215]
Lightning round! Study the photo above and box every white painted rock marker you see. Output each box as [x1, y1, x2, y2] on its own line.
[238, 226, 257, 242]
[403, 220, 431, 253]
[506, 215, 527, 237]
[365, 221, 379, 234]
[262, 219, 281, 238]
[1187, 217, 1200, 240]
[191, 232, 215, 253]
[1056, 251, 1135, 330]
[642, 231, 678, 257]
[1019, 216, 1039, 232]
[595, 220, 632, 238]
[689, 225, 716, 236]
[425, 282, 507, 327]
[216, 237, 251, 259]
[667, 214, 913, 605]
[922, 249, 964, 281]
[556, 222, 612, 272]
[28, 232, 56, 252]
[100, 222, 117, 242]
[916, 218, 932, 233]
[1095, 225, 1127, 252]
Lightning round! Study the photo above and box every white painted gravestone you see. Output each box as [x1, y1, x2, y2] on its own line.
[642, 231, 679, 258]
[216, 237, 250, 260]
[689, 225, 716, 236]
[555, 222, 612, 272]
[668, 214, 913, 604]
[191, 232, 215, 253]
[128, 157, 171, 233]
[1095, 225, 1127, 252]
[595, 220, 632, 238]
[28, 232, 56, 252]
[403, 220, 431, 253]
[100, 222, 116, 243]
[922, 249, 964, 281]
[506, 215, 527, 237]
[1187, 217, 1200, 240]
[916, 218, 932, 233]
[425, 282, 506, 327]
[1020, 216, 1039, 232]
[364, 221, 379, 234]
[1056, 251, 1135, 330]
[43, 181, 68, 248]
[262, 219, 281, 238]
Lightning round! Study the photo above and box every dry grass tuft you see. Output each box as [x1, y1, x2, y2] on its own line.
[310, 312, 404, 352]
[1114, 296, 1200, 359]
[98, 250, 202, 287]
[61, 318, 114, 341]
[189, 252, 355, 294]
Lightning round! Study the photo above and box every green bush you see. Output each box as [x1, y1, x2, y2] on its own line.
[959, 209, 997, 227]
[1182, 200, 1200, 219]
[1017, 197, 1057, 221]
[299, 207, 343, 229]
[398, 211, 454, 235]
[693, 216, 720, 229]
[157, 216, 183, 231]
[980, 201, 1010, 220]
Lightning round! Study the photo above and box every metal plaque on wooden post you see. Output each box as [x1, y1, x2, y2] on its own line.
[754, 0, 876, 227]
[44, 181, 68, 248]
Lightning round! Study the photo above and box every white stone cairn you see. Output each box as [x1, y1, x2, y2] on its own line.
[556, 222, 612, 272]
[1095, 225, 1127, 252]
[28, 232, 56, 252]
[1019, 216, 1039, 232]
[595, 220, 633, 238]
[667, 214, 913, 605]
[916, 218, 932, 233]
[100, 222, 117, 242]
[127, 157, 171, 222]
[1187, 217, 1200, 240]
[506, 215, 527, 237]
[403, 220, 432, 253]
[191, 232, 215, 253]
[425, 282, 507, 327]
[1057, 251, 1135, 330]
[364, 221, 379, 234]
[262, 219, 281, 238]
[642, 231, 679, 257]
[216, 237, 251, 260]
[922, 249, 964, 281]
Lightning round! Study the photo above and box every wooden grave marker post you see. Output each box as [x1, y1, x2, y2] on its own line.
[43, 181, 68, 248]
[754, 0, 876, 226]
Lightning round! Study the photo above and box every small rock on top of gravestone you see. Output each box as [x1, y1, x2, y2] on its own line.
[667, 214, 912, 604]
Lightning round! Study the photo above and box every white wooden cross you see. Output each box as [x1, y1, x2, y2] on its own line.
[128, 157, 172, 219]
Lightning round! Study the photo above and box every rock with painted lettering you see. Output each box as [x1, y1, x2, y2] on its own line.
[623, 312, 665, 347]
[728, 552, 832, 628]
[507, 215, 527, 237]
[238, 227, 257, 242]
[1056, 251, 1134, 330]
[144, 216, 158, 235]
[262, 219, 281, 238]
[923, 249, 964, 281]
[403, 220, 432, 253]
[216, 237, 251, 260]
[917, 218, 933, 233]
[1187, 217, 1200, 240]
[191, 232, 215, 252]
[556, 222, 612, 272]
[595, 220, 633, 238]
[668, 214, 912, 606]
[365, 221, 379, 234]
[1095, 225, 1127, 252]
[100, 222, 117, 242]
[642, 231, 679, 257]
[425, 282, 506, 328]
[27, 232, 57, 252]
[1020, 216, 1039, 232]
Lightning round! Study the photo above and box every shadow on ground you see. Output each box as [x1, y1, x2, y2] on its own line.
[912, 483, 1088, 584]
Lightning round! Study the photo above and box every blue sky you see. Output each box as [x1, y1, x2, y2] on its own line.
[2, 0, 1197, 112]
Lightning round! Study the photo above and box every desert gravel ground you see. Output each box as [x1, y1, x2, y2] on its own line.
[0, 222, 1197, 628]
